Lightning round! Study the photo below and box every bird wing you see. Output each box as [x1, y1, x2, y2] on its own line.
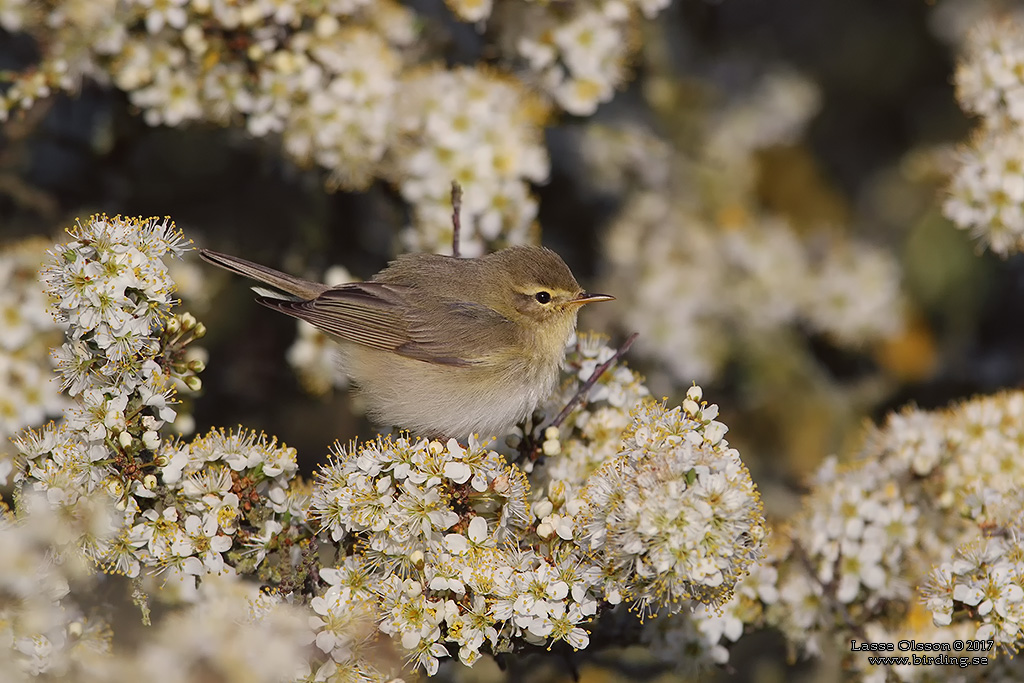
[396, 299, 515, 366]
[256, 283, 513, 367]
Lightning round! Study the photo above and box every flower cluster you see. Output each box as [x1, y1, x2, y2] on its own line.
[4, 217, 309, 592]
[1, 484, 309, 683]
[32, 214, 203, 464]
[489, 0, 667, 116]
[157, 428, 307, 577]
[602, 193, 904, 382]
[435, 0, 674, 115]
[761, 391, 1024, 679]
[1, 491, 312, 683]
[0, 1, 674, 255]
[4, 218, 769, 679]
[921, 489, 1024, 653]
[309, 434, 597, 672]
[920, 453, 1024, 655]
[946, 17, 1024, 256]
[41, 214, 190, 398]
[921, 493, 1024, 651]
[0, 491, 115, 681]
[641, 562, 780, 674]
[1, 217, 315, 680]
[392, 67, 550, 256]
[10, 418, 308, 586]
[585, 69, 904, 384]
[527, 332, 650, 534]
[310, 435, 530, 548]
[307, 371, 762, 674]
[0, 238, 68, 463]
[577, 394, 766, 613]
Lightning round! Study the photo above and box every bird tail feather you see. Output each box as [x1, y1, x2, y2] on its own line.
[199, 249, 328, 301]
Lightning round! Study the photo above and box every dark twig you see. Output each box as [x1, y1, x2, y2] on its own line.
[451, 180, 463, 258]
[792, 539, 870, 644]
[547, 332, 638, 433]
[517, 332, 639, 463]
[562, 650, 580, 682]
[0, 97, 59, 219]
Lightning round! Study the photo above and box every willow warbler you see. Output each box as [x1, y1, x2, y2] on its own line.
[199, 246, 613, 439]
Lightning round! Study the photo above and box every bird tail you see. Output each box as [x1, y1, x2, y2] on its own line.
[199, 249, 329, 301]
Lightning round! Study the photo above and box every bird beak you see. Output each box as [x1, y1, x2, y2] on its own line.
[567, 292, 615, 307]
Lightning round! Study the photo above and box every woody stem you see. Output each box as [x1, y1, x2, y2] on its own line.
[450, 180, 463, 258]
[545, 332, 639, 434]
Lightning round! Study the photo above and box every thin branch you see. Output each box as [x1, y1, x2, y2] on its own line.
[450, 180, 463, 258]
[0, 97, 59, 218]
[792, 539, 870, 644]
[518, 332, 639, 463]
[546, 332, 638, 433]
[561, 650, 580, 682]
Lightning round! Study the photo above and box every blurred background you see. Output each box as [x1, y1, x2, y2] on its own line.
[0, 0, 1017, 680]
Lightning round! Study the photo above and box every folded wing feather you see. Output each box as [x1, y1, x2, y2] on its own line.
[256, 283, 515, 368]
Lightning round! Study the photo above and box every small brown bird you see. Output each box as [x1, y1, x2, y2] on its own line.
[199, 246, 613, 439]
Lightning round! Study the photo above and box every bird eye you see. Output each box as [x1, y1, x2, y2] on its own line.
[535, 291, 552, 304]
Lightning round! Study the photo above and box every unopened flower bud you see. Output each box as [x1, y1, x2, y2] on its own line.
[118, 431, 132, 449]
[184, 375, 203, 392]
[180, 312, 196, 330]
[544, 426, 560, 440]
[165, 317, 181, 334]
[682, 399, 700, 417]
[188, 359, 206, 373]
[239, 2, 262, 24]
[192, 322, 206, 339]
[142, 430, 160, 450]
[315, 14, 339, 37]
[182, 24, 206, 52]
[536, 521, 554, 539]
[409, 550, 425, 569]
[404, 579, 422, 598]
